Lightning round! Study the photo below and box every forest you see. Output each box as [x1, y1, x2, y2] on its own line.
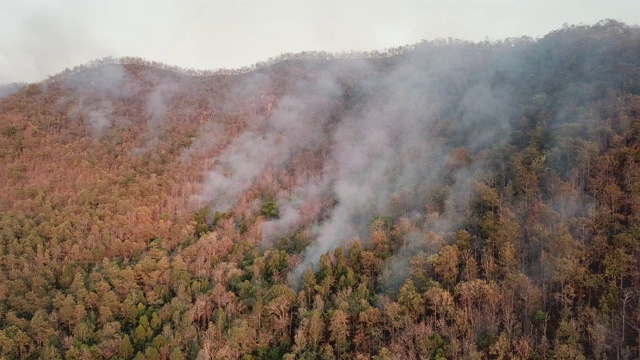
[1, 19, 640, 359]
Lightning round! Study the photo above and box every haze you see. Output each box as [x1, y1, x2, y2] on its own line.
[1, 0, 639, 84]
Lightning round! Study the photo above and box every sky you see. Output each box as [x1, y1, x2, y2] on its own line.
[1, 0, 639, 84]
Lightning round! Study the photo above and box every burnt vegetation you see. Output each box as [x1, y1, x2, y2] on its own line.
[1, 20, 640, 359]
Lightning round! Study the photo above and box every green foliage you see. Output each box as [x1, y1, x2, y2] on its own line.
[369, 214, 393, 230]
[194, 206, 212, 237]
[424, 334, 448, 360]
[119, 335, 135, 359]
[266, 344, 290, 360]
[477, 332, 499, 353]
[264, 250, 289, 283]
[533, 310, 548, 324]
[169, 348, 185, 360]
[276, 232, 311, 253]
[261, 200, 279, 219]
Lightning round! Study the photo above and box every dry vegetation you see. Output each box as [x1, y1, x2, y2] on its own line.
[0, 20, 640, 359]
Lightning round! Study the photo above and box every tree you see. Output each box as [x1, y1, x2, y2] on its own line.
[169, 348, 185, 360]
[228, 320, 257, 357]
[308, 310, 325, 350]
[357, 307, 382, 355]
[397, 279, 424, 321]
[430, 245, 459, 287]
[29, 309, 57, 348]
[133, 324, 148, 347]
[262, 200, 279, 219]
[424, 286, 453, 323]
[266, 285, 297, 340]
[329, 309, 349, 358]
[119, 335, 135, 359]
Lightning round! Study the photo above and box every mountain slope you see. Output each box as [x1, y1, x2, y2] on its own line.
[1, 20, 640, 359]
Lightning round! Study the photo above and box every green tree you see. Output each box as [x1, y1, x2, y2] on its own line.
[397, 279, 424, 321]
[119, 335, 135, 359]
[169, 348, 185, 360]
[262, 200, 279, 219]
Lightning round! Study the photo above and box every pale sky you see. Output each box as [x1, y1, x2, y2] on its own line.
[1, 0, 638, 84]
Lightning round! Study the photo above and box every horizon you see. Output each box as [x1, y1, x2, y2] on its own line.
[2, 0, 640, 84]
[2, 19, 638, 87]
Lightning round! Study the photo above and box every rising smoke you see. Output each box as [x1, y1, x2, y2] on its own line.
[192, 43, 516, 282]
[193, 65, 348, 211]
[65, 63, 138, 139]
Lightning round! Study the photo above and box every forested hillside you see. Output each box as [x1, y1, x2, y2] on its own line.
[1, 20, 640, 359]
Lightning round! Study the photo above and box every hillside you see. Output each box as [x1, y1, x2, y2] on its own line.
[1, 20, 640, 359]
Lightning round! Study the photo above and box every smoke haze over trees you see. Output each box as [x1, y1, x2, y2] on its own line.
[1, 20, 640, 359]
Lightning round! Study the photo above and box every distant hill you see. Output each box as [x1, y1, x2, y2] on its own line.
[0, 82, 26, 98]
[1, 19, 639, 359]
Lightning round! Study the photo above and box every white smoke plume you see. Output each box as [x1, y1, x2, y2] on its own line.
[190, 43, 517, 281]
[291, 48, 514, 277]
[64, 63, 137, 138]
[193, 66, 349, 211]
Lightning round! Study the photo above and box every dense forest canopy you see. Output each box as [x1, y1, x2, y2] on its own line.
[1, 19, 640, 359]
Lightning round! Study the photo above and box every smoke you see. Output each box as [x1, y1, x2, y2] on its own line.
[190, 36, 622, 288]
[179, 121, 225, 163]
[64, 62, 135, 96]
[459, 84, 512, 151]
[0, 83, 26, 99]
[85, 100, 114, 138]
[146, 81, 179, 129]
[193, 66, 348, 211]
[188, 43, 517, 282]
[64, 63, 136, 138]
[194, 131, 282, 210]
[261, 176, 332, 244]
[0, 3, 112, 84]
[292, 104, 402, 274]
[289, 46, 514, 278]
[128, 80, 179, 153]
